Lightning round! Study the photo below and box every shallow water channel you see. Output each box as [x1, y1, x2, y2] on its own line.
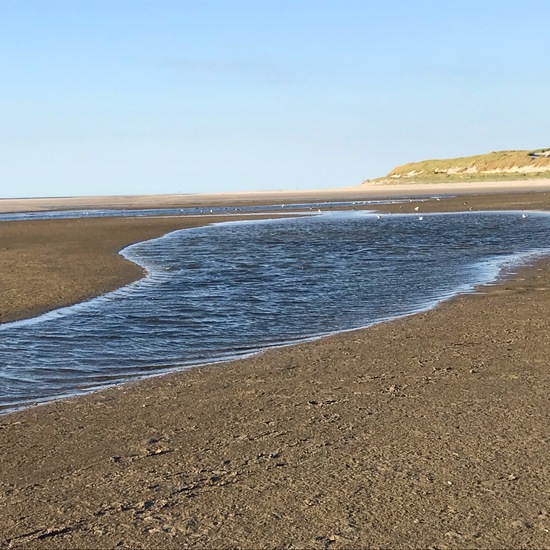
[1, 210, 549, 412]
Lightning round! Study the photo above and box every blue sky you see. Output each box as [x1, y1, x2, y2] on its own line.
[1, 0, 549, 198]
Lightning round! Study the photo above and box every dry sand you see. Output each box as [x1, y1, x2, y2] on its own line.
[1, 189, 550, 549]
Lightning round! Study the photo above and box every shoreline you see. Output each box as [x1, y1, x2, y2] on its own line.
[0, 213, 295, 324]
[2, 190, 550, 548]
[1, 178, 550, 214]
[5, 211, 542, 416]
[2, 188, 549, 326]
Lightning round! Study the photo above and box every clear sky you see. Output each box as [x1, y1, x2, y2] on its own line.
[1, 0, 549, 198]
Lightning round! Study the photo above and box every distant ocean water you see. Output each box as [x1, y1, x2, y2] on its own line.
[1, 210, 549, 413]
[0, 199, 407, 222]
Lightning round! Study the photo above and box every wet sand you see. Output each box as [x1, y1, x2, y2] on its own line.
[1, 178, 550, 213]
[1, 190, 550, 548]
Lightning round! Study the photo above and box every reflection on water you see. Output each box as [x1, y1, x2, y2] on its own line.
[0, 199, 411, 222]
[1, 211, 549, 413]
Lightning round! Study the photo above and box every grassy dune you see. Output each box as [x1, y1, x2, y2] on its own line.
[369, 149, 550, 184]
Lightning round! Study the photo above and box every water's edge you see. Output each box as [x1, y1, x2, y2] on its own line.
[0, 217, 284, 331]
[2, 210, 550, 415]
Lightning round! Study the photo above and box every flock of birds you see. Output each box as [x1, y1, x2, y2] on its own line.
[198, 198, 532, 223]
[369, 199, 530, 223]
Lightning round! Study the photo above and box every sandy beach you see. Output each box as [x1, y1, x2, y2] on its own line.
[1, 178, 550, 213]
[1, 186, 550, 548]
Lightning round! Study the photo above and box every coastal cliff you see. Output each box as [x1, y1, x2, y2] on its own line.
[369, 149, 550, 184]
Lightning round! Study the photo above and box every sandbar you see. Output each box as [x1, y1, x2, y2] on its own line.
[1, 178, 550, 213]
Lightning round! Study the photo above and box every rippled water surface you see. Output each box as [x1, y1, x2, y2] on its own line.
[1, 211, 549, 412]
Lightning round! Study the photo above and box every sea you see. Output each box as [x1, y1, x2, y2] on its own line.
[1, 207, 549, 413]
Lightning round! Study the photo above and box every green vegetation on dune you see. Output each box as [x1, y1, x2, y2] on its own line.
[367, 149, 550, 184]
